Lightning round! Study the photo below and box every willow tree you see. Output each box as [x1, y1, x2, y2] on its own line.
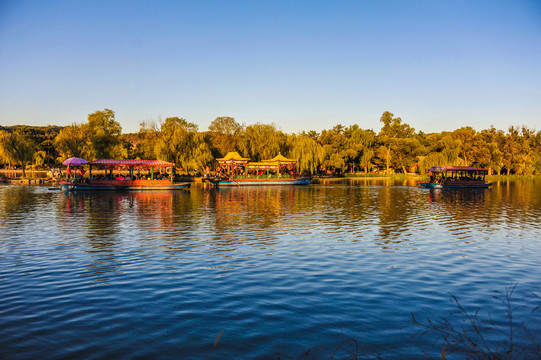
[54, 123, 89, 159]
[290, 134, 323, 175]
[238, 123, 285, 161]
[155, 117, 213, 173]
[345, 126, 376, 173]
[0, 130, 37, 177]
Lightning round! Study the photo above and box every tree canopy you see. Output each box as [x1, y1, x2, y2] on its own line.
[2, 109, 540, 176]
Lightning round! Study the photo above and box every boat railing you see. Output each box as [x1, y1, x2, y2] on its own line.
[230, 174, 296, 180]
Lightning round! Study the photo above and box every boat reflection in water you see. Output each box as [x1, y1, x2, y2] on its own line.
[428, 188, 487, 204]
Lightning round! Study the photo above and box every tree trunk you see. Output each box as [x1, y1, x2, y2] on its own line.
[402, 165, 407, 174]
[386, 147, 391, 174]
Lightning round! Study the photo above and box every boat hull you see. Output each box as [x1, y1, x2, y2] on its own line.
[420, 182, 492, 189]
[216, 177, 312, 186]
[59, 180, 190, 191]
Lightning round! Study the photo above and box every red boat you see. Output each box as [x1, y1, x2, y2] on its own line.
[59, 159, 190, 191]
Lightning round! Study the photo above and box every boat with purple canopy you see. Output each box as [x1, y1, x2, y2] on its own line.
[59, 159, 190, 191]
[419, 166, 492, 189]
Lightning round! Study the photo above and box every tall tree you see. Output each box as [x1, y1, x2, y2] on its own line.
[86, 109, 124, 159]
[318, 125, 350, 174]
[208, 117, 243, 157]
[238, 123, 285, 162]
[290, 134, 323, 175]
[345, 126, 376, 173]
[378, 111, 414, 174]
[155, 117, 213, 173]
[135, 120, 160, 160]
[451, 127, 476, 166]
[54, 123, 88, 159]
[0, 129, 37, 177]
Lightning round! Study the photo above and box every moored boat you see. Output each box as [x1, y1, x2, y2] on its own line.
[59, 159, 190, 191]
[419, 166, 492, 189]
[208, 152, 312, 186]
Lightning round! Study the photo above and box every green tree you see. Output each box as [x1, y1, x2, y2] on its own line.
[290, 133, 323, 175]
[238, 123, 285, 162]
[451, 127, 477, 166]
[155, 117, 213, 173]
[344, 125, 377, 173]
[318, 125, 350, 174]
[86, 109, 124, 159]
[0, 130, 37, 177]
[33, 151, 47, 169]
[480, 127, 504, 174]
[208, 117, 243, 157]
[135, 120, 160, 160]
[54, 123, 88, 160]
[378, 111, 415, 174]
[394, 137, 424, 174]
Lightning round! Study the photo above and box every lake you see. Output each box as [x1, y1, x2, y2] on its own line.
[1, 179, 540, 359]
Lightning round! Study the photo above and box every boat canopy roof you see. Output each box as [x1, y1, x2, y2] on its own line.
[88, 159, 175, 167]
[216, 152, 250, 162]
[429, 166, 488, 173]
[262, 154, 296, 163]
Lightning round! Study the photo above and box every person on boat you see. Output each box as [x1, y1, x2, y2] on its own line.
[66, 166, 72, 179]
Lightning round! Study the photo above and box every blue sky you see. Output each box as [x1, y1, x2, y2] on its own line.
[1, 0, 540, 134]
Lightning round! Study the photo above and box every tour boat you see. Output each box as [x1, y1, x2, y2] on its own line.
[419, 166, 492, 189]
[206, 152, 312, 187]
[59, 159, 190, 191]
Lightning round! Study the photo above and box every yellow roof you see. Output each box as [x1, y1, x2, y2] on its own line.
[262, 154, 296, 163]
[216, 152, 250, 162]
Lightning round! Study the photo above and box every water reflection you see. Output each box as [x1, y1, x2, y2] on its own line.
[0, 181, 540, 359]
[43, 180, 541, 258]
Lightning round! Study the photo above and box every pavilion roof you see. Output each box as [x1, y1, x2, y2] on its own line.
[216, 152, 250, 162]
[262, 154, 296, 163]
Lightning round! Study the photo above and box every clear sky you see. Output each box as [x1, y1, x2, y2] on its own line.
[1, 0, 540, 134]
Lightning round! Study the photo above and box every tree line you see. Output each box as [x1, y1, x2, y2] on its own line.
[1, 109, 540, 177]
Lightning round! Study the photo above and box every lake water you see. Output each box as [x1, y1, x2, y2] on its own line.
[1, 180, 540, 359]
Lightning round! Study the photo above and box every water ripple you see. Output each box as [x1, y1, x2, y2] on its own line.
[0, 182, 540, 359]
